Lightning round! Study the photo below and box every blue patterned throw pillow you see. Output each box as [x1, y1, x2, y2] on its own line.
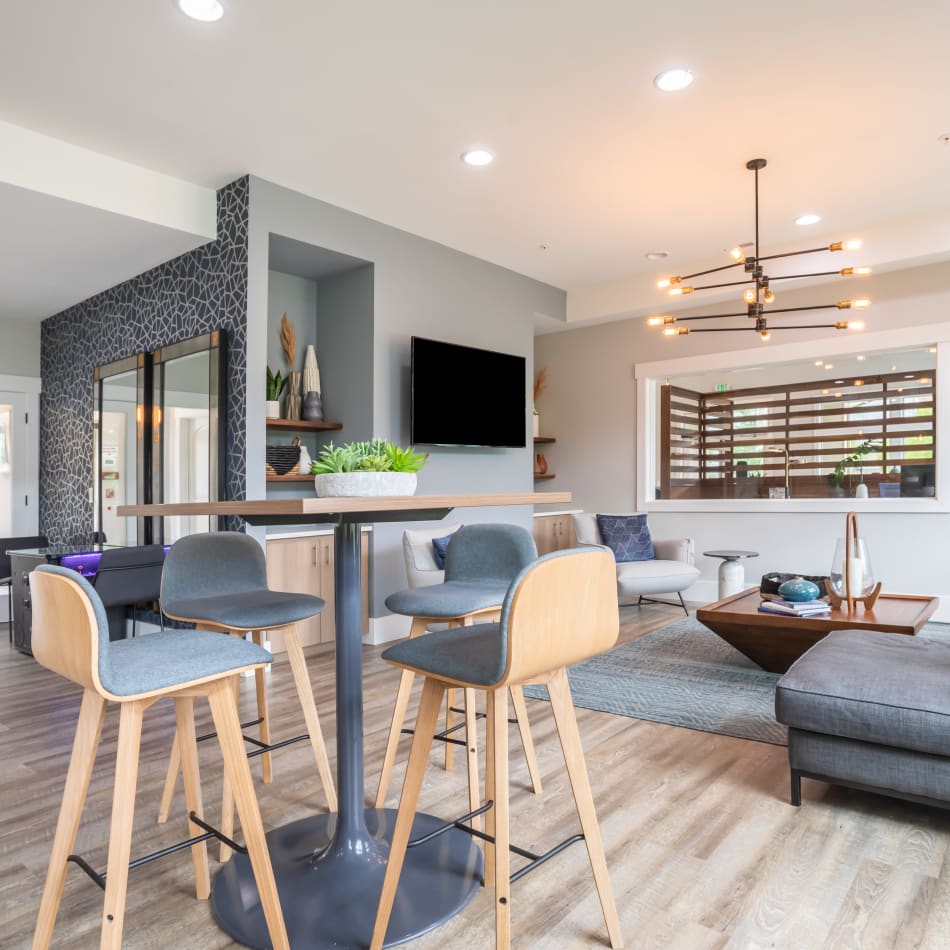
[596, 514, 655, 562]
[431, 531, 458, 569]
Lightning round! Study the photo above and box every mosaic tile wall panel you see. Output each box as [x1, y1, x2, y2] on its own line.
[40, 177, 249, 544]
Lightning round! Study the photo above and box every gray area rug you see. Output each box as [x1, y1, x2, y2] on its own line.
[523, 616, 950, 747]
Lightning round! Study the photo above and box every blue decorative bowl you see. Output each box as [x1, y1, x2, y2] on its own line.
[778, 577, 821, 602]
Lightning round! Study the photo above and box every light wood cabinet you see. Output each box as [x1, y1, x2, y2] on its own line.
[266, 532, 369, 651]
[533, 514, 576, 556]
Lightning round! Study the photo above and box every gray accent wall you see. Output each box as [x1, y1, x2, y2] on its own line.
[534, 259, 950, 606]
[248, 176, 566, 614]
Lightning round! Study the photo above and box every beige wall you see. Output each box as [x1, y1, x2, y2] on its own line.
[534, 260, 950, 610]
[0, 318, 40, 376]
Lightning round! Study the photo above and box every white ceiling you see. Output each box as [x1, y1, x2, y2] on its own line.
[2, 0, 949, 324]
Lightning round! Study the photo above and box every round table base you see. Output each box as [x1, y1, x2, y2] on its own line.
[210, 808, 484, 949]
[718, 559, 745, 599]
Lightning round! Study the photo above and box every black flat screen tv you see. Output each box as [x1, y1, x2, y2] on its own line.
[411, 336, 526, 447]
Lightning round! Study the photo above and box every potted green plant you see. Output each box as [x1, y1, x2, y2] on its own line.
[827, 439, 879, 496]
[266, 367, 287, 419]
[311, 438, 428, 496]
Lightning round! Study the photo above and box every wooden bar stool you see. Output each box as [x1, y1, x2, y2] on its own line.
[375, 524, 544, 813]
[156, 531, 336, 859]
[29, 564, 289, 950]
[372, 547, 624, 950]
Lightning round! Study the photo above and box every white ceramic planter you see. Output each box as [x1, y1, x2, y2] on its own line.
[313, 471, 418, 497]
[265, 400, 281, 419]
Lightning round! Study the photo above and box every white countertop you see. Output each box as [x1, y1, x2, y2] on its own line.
[533, 509, 582, 517]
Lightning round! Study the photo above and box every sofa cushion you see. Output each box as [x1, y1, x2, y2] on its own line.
[615, 559, 699, 597]
[431, 531, 458, 569]
[596, 514, 654, 562]
[776, 629, 950, 758]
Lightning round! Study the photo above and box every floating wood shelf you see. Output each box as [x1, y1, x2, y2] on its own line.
[266, 474, 315, 483]
[534, 436, 556, 444]
[266, 418, 343, 431]
[533, 473, 556, 480]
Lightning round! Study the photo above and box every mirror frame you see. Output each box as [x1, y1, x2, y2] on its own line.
[635, 322, 950, 513]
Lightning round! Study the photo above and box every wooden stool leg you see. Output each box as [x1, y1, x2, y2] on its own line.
[219, 675, 239, 862]
[32, 690, 106, 950]
[283, 623, 337, 813]
[156, 731, 181, 824]
[250, 630, 273, 784]
[174, 696, 210, 900]
[375, 616, 428, 807]
[488, 687, 511, 949]
[100, 699, 147, 950]
[509, 685, 543, 795]
[483, 689, 496, 890]
[547, 668, 623, 949]
[370, 677, 446, 950]
[463, 688, 482, 831]
[207, 678, 290, 950]
[444, 687, 457, 771]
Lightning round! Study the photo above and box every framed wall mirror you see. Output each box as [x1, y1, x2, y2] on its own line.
[636, 324, 950, 512]
[151, 331, 227, 544]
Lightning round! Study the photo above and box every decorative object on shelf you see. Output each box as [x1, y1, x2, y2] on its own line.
[280, 313, 297, 365]
[302, 390, 324, 421]
[533, 368, 547, 438]
[648, 158, 871, 341]
[311, 438, 428, 497]
[826, 511, 882, 613]
[297, 443, 313, 474]
[265, 366, 287, 420]
[285, 371, 302, 420]
[828, 439, 879, 494]
[534, 452, 548, 476]
[855, 481, 869, 499]
[265, 440, 301, 475]
[760, 572, 829, 601]
[777, 577, 821, 603]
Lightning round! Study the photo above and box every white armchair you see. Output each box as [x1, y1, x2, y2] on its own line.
[572, 512, 699, 614]
[401, 524, 462, 588]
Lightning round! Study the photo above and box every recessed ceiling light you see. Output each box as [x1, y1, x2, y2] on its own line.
[856, 354, 866, 361]
[645, 251, 669, 261]
[461, 148, 494, 167]
[654, 68, 694, 92]
[795, 213, 821, 226]
[178, 0, 224, 21]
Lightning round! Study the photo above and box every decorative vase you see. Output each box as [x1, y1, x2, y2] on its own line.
[313, 471, 417, 498]
[532, 410, 540, 438]
[303, 345, 321, 397]
[302, 391, 324, 421]
[265, 400, 280, 419]
[534, 452, 548, 475]
[855, 481, 869, 499]
[829, 538, 874, 599]
[778, 577, 821, 602]
[298, 444, 312, 474]
[285, 371, 302, 420]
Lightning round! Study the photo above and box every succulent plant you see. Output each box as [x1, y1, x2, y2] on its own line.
[266, 367, 287, 402]
[310, 439, 428, 475]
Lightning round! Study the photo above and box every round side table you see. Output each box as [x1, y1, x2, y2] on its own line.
[704, 549, 759, 600]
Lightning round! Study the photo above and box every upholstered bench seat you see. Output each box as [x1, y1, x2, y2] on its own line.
[163, 590, 325, 630]
[775, 628, 950, 808]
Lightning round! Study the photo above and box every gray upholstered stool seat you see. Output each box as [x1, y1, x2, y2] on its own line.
[29, 564, 290, 949]
[384, 621, 503, 687]
[375, 523, 544, 808]
[775, 628, 950, 809]
[384, 581, 507, 618]
[163, 589, 325, 631]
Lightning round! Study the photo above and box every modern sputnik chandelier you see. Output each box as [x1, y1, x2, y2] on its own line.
[648, 158, 871, 341]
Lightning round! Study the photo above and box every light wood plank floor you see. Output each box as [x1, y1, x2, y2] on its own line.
[3, 605, 950, 949]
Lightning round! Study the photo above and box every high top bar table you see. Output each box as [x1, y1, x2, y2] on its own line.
[120, 492, 571, 948]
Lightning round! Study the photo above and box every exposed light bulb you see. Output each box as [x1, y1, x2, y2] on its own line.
[657, 278, 671, 289]
[669, 286, 694, 296]
[647, 316, 665, 326]
[729, 246, 746, 263]
[856, 354, 866, 361]
[852, 298, 870, 309]
[743, 288, 756, 303]
[763, 290, 775, 304]
[662, 326, 678, 336]
[815, 360, 825, 366]
[759, 330, 771, 341]
[840, 266, 872, 276]
[830, 239, 863, 252]
[834, 320, 865, 331]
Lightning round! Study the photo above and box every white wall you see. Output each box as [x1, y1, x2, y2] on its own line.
[0, 318, 40, 376]
[535, 260, 950, 613]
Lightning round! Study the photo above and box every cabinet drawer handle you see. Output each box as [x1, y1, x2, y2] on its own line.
[312, 545, 317, 566]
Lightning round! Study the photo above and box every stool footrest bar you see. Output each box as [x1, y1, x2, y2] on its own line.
[196, 716, 263, 744]
[407, 802, 494, 848]
[242, 732, 308, 757]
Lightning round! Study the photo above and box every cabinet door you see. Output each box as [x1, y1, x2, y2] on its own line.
[266, 537, 323, 651]
[533, 516, 558, 556]
[556, 516, 577, 550]
[317, 536, 335, 644]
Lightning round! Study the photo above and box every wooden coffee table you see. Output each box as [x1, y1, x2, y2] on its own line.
[696, 588, 939, 673]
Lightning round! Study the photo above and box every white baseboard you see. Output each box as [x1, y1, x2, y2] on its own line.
[365, 613, 410, 646]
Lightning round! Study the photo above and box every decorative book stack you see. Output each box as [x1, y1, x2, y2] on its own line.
[758, 597, 831, 618]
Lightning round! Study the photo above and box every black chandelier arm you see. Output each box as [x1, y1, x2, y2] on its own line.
[687, 322, 841, 334]
[757, 246, 837, 263]
[676, 310, 751, 322]
[686, 278, 755, 292]
[677, 260, 746, 281]
[768, 270, 842, 281]
[686, 326, 763, 333]
[761, 303, 840, 316]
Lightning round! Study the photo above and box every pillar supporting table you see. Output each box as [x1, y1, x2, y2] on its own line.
[118, 492, 571, 948]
